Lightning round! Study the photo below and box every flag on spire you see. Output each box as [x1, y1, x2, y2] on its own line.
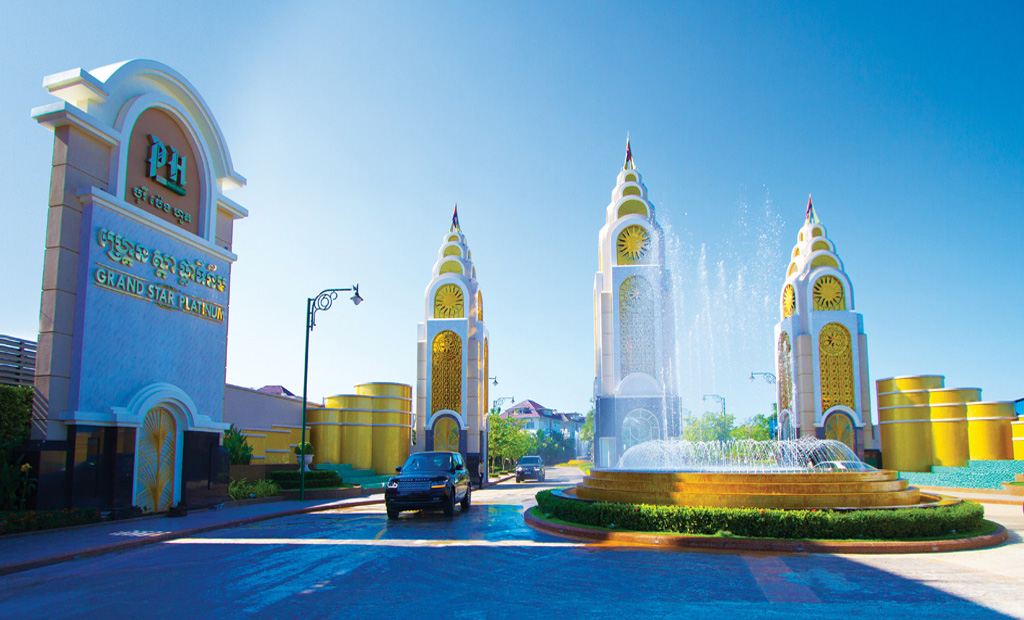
[450, 203, 461, 233]
[623, 135, 634, 171]
[805, 194, 817, 224]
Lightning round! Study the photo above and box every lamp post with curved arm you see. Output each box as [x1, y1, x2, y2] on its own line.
[300, 285, 362, 500]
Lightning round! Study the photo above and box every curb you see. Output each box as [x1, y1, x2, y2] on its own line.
[0, 497, 384, 577]
[524, 510, 1010, 554]
[916, 486, 1024, 506]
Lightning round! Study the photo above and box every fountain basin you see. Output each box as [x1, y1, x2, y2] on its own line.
[576, 469, 923, 509]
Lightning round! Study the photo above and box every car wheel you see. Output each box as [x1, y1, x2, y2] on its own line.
[443, 488, 455, 517]
[516, 477, 522, 483]
[461, 485, 471, 511]
[386, 506, 399, 520]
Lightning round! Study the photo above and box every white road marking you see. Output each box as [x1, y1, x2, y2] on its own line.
[166, 537, 587, 548]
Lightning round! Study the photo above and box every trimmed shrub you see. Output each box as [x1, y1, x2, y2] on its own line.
[268, 469, 343, 489]
[535, 490, 985, 540]
[228, 478, 280, 500]
[0, 508, 101, 535]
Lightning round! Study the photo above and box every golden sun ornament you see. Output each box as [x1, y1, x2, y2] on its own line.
[813, 275, 845, 311]
[434, 283, 464, 318]
[617, 225, 651, 265]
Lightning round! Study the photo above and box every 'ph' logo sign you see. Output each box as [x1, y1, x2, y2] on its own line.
[148, 135, 187, 196]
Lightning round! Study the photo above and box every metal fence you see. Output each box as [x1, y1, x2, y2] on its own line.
[0, 334, 36, 388]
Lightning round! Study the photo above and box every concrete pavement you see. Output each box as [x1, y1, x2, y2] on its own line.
[1, 471, 1020, 577]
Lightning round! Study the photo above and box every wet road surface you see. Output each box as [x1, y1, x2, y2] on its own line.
[2, 466, 1022, 619]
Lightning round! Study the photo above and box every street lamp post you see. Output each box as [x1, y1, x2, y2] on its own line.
[750, 371, 778, 438]
[701, 393, 726, 442]
[492, 395, 515, 413]
[750, 372, 777, 385]
[300, 285, 362, 500]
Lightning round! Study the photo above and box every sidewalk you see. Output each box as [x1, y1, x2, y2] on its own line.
[0, 495, 383, 577]
[0, 474, 515, 577]
[918, 486, 1024, 506]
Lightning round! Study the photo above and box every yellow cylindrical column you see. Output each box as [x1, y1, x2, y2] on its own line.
[327, 394, 374, 470]
[355, 382, 412, 399]
[878, 405, 933, 472]
[876, 375, 944, 394]
[877, 390, 930, 409]
[1012, 421, 1024, 460]
[928, 404, 968, 467]
[966, 402, 1015, 460]
[307, 407, 343, 465]
[356, 383, 413, 475]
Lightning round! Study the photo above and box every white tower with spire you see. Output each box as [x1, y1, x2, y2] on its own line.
[774, 198, 873, 456]
[415, 207, 489, 481]
[592, 141, 679, 467]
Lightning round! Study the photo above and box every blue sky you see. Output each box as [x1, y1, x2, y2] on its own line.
[1, 1, 1022, 425]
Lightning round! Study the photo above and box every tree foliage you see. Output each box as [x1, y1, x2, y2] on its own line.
[487, 411, 532, 470]
[731, 413, 772, 441]
[681, 410, 735, 442]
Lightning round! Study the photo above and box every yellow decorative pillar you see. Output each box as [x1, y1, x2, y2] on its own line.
[966, 402, 1015, 460]
[1012, 421, 1024, 460]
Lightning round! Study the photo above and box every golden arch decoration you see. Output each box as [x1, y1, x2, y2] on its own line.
[811, 255, 839, 270]
[431, 330, 462, 415]
[824, 412, 855, 451]
[782, 285, 796, 318]
[443, 245, 462, 257]
[617, 199, 649, 219]
[616, 225, 651, 265]
[135, 407, 176, 512]
[778, 332, 793, 414]
[433, 416, 460, 452]
[619, 276, 656, 378]
[622, 185, 641, 196]
[434, 284, 464, 318]
[476, 291, 483, 321]
[812, 275, 846, 311]
[819, 322, 855, 412]
[439, 260, 463, 275]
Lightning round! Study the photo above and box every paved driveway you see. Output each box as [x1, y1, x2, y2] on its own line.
[2, 466, 1021, 619]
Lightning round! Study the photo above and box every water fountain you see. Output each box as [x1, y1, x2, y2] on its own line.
[574, 437, 926, 509]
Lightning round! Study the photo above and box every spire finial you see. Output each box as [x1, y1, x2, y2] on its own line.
[450, 203, 461, 232]
[804, 194, 817, 224]
[623, 134, 635, 171]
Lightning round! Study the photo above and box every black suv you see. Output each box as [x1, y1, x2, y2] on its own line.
[385, 451, 471, 519]
[515, 456, 545, 483]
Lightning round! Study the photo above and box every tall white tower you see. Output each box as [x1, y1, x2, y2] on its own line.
[593, 141, 679, 467]
[415, 208, 489, 480]
[774, 198, 873, 456]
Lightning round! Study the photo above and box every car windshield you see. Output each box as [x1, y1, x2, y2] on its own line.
[519, 457, 541, 465]
[402, 453, 453, 472]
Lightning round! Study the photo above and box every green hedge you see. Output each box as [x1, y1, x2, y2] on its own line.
[0, 508, 101, 535]
[535, 490, 985, 540]
[0, 385, 32, 447]
[268, 470, 343, 489]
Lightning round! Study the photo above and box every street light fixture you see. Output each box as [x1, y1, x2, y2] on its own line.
[750, 372, 776, 384]
[492, 395, 515, 413]
[300, 285, 361, 500]
[488, 376, 499, 386]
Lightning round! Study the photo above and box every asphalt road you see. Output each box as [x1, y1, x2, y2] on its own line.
[2, 466, 1022, 619]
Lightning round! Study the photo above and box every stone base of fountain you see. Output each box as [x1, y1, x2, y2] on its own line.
[575, 469, 930, 509]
